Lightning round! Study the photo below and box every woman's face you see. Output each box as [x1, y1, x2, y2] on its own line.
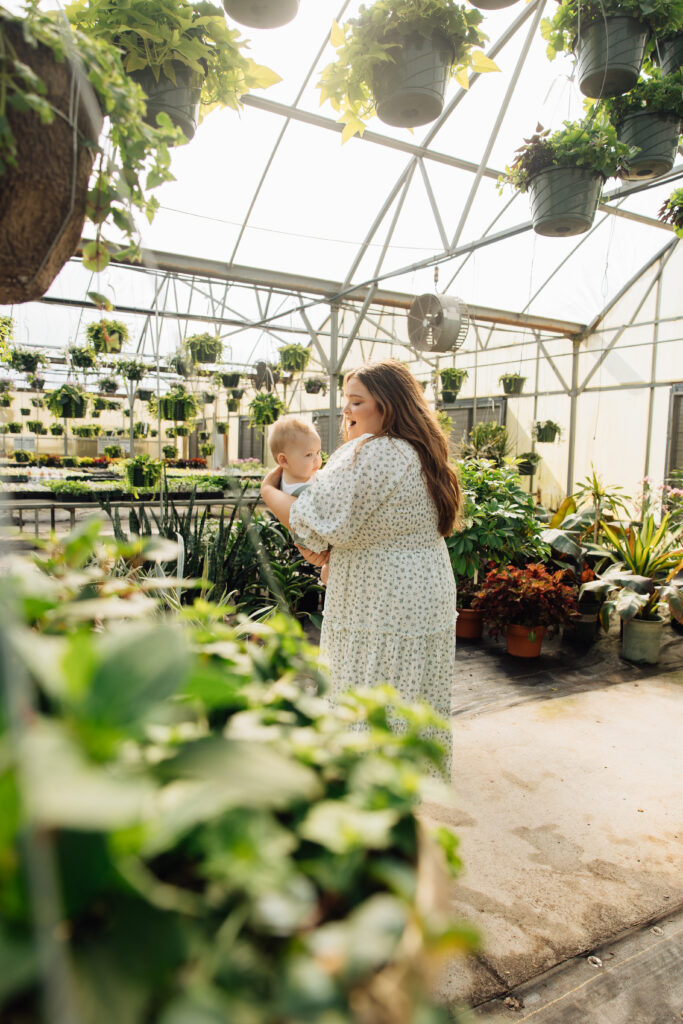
[343, 376, 384, 440]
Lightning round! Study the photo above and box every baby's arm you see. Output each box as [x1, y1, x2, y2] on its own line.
[320, 563, 329, 586]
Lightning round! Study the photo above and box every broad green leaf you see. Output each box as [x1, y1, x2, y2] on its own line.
[299, 800, 399, 854]
[82, 239, 110, 273]
[471, 51, 501, 74]
[454, 67, 470, 90]
[244, 59, 282, 90]
[330, 19, 345, 47]
[87, 290, 114, 311]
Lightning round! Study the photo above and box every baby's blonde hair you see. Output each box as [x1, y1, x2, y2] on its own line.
[269, 415, 320, 460]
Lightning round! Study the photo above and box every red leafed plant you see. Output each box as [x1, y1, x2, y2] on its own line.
[472, 562, 577, 638]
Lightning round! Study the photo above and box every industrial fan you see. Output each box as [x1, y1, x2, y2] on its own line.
[407, 294, 469, 354]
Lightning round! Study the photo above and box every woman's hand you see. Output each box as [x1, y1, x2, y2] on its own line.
[296, 545, 330, 568]
[261, 464, 283, 496]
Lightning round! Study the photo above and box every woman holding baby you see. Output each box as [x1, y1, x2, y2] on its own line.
[261, 358, 461, 775]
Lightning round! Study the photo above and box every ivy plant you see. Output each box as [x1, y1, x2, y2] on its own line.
[117, 358, 147, 381]
[596, 70, 683, 123]
[500, 119, 635, 193]
[541, 0, 683, 61]
[0, 4, 180, 272]
[659, 187, 683, 236]
[249, 390, 285, 427]
[66, 0, 281, 121]
[317, 0, 497, 140]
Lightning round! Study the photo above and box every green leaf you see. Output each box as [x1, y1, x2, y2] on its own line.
[82, 239, 111, 273]
[299, 800, 399, 854]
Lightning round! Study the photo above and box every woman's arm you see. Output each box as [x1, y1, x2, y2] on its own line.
[260, 465, 295, 530]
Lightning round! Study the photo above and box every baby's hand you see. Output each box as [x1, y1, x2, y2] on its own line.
[320, 564, 329, 586]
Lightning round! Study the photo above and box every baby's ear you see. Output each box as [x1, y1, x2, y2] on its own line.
[276, 452, 288, 466]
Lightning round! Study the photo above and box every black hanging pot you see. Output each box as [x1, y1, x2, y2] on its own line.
[223, 0, 299, 29]
[132, 63, 202, 142]
[657, 33, 683, 75]
[372, 32, 453, 128]
[576, 16, 650, 98]
[0, 22, 102, 304]
[527, 166, 603, 237]
[618, 111, 681, 181]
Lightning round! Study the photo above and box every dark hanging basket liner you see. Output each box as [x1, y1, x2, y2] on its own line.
[59, 396, 88, 419]
[159, 397, 190, 421]
[230, 388, 245, 399]
[576, 16, 650, 99]
[527, 166, 602, 237]
[226, 398, 240, 412]
[131, 63, 202, 142]
[0, 23, 103, 304]
[657, 33, 683, 76]
[8, 424, 22, 434]
[441, 389, 457, 404]
[304, 381, 325, 394]
[221, 372, 241, 388]
[535, 424, 559, 442]
[137, 389, 154, 402]
[470, 0, 520, 8]
[617, 111, 681, 181]
[372, 32, 453, 128]
[127, 465, 160, 490]
[217, 422, 229, 434]
[49, 424, 64, 435]
[223, 0, 299, 29]
[517, 457, 540, 476]
[500, 377, 525, 395]
[0, 395, 10, 407]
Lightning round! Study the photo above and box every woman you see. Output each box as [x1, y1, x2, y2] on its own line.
[260, 359, 462, 772]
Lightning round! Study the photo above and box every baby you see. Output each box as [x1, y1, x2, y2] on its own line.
[268, 415, 329, 584]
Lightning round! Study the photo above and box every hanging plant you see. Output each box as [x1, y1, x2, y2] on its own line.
[9, 347, 45, 375]
[597, 73, 683, 180]
[216, 422, 229, 434]
[124, 453, 162, 492]
[499, 373, 526, 396]
[30, 398, 44, 409]
[162, 444, 177, 459]
[0, 315, 14, 349]
[658, 188, 683, 235]
[0, 393, 11, 408]
[542, 0, 683, 62]
[0, 379, 11, 393]
[438, 367, 468, 400]
[159, 385, 198, 422]
[248, 391, 285, 427]
[86, 319, 130, 354]
[69, 346, 99, 370]
[68, 0, 280, 143]
[98, 377, 119, 394]
[304, 376, 328, 395]
[49, 423, 64, 436]
[226, 398, 240, 412]
[277, 342, 311, 374]
[132, 421, 150, 438]
[186, 332, 223, 364]
[137, 388, 154, 403]
[199, 430, 210, 442]
[0, 6, 179, 302]
[104, 444, 123, 459]
[117, 359, 147, 382]
[318, 0, 497, 138]
[200, 441, 215, 457]
[20, 407, 30, 417]
[168, 351, 191, 377]
[230, 388, 245, 400]
[533, 420, 562, 443]
[28, 375, 44, 391]
[7, 422, 21, 434]
[202, 391, 216, 404]
[46, 383, 88, 419]
[220, 371, 241, 388]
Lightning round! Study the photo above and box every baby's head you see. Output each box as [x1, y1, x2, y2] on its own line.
[269, 416, 322, 483]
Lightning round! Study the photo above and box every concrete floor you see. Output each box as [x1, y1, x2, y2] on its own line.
[421, 670, 683, 1015]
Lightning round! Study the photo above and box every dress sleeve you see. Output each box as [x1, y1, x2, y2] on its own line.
[288, 436, 409, 552]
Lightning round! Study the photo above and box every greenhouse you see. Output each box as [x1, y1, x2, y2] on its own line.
[0, 0, 682, 1020]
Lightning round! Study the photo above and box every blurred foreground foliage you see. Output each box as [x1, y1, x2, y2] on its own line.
[0, 519, 475, 1023]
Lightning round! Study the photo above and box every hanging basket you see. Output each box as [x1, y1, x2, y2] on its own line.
[506, 624, 546, 658]
[658, 33, 683, 75]
[535, 423, 560, 443]
[0, 24, 103, 304]
[131, 63, 202, 142]
[223, 0, 299, 29]
[372, 32, 453, 128]
[527, 166, 602, 237]
[576, 16, 650, 99]
[470, 0, 520, 8]
[617, 111, 681, 181]
[221, 372, 241, 388]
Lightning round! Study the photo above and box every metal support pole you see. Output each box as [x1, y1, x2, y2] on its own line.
[643, 272, 663, 482]
[566, 340, 581, 496]
[329, 305, 339, 449]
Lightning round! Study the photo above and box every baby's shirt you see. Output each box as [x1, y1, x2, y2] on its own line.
[280, 476, 311, 498]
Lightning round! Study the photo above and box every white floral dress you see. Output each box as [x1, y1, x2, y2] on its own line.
[289, 434, 456, 761]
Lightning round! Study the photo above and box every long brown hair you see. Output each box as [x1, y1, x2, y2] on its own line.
[342, 359, 462, 535]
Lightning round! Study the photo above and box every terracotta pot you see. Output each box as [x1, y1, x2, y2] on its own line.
[0, 23, 102, 303]
[456, 608, 483, 640]
[505, 624, 546, 658]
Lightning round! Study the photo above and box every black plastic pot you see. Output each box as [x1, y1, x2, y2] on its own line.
[657, 33, 683, 75]
[221, 373, 241, 388]
[500, 377, 525, 395]
[527, 166, 602, 237]
[562, 611, 600, 648]
[131, 63, 202, 142]
[441, 389, 457, 404]
[576, 16, 650, 99]
[372, 32, 453, 128]
[223, 0, 299, 29]
[618, 110, 681, 181]
[517, 458, 540, 477]
[535, 424, 559, 443]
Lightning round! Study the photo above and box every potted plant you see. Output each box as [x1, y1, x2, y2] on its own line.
[458, 421, 510, 465]
[124, 452, 163, 492]
[7, 422, 21, 434]
[47, 383, 88, 420]
[500, 120, 635, 236]
[220, 371, 242, 388]
[226, 398, 240, 412]
[174, 424, 191, 437]
[117, 358, 147, 382]
[186, 332, 223, 364]
[98, 377, 119, 394]
[0, 6, 178, 303]
[137, 388, 154, 403]
[68, 0, 280, 142]
[533, 420, 562, 443]
[658, 187, 683, 235]
[499, 372, 526, 395]
[200, 441, 215, 457]
[86, 319, 130, 354]
[598, 72, 683, 180]
[132, 421, 149, 438]
[0, 393, 11, 408]
[438, 366, 468, 402]
[224, 0, 299, 30]
[582, 512, 683, 663]
[49, 423, 64, 436]
[9, 347, 45, 375]
[0, 315, 13, 347]
[317, 0, 496, 136]
[304, 376, 328, 395]
[541, 0, 682, 98]
[230, 388, 245, 400]
[69, 345, 99, 371]
[28, 374, 44, 391]
[159, 385, 198, 422]
[516, 451, 541, 477]
[248, 391, 285, 427]
[472, 562, 577, 657]
[651, 30, 683, 76]
[217, 421, 229, 434]
[104, 444, 123, 459]
[162, 444, 177, 459]
[278, 342, 310, 374]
